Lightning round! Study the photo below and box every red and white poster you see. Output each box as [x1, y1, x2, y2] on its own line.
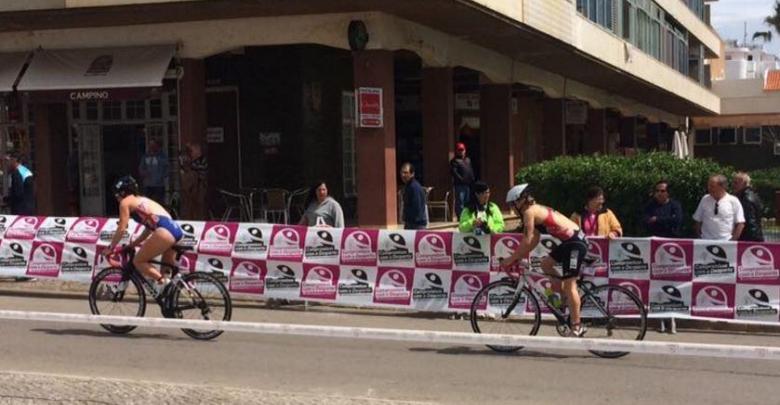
[357, 87, 383, 128]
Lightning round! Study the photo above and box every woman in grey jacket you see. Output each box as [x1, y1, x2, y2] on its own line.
[298, 181, 345, 228]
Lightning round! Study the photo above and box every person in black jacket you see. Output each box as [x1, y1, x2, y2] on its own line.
[641, 180, 683, 238]
[4, 152, 35, 215]
[400, 162, 427, 230]
[450, 142, 475, 220]
[732, 172, 764, 242]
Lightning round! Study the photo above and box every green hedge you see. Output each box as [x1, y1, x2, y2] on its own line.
[748, 167, 780, 217]
[515, 153, 734, 237]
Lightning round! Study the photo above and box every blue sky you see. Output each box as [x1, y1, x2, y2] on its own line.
[711, 0, 780, 55]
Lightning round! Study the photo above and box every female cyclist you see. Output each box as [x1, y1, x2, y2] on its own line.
[103, 175, 183, 286]
[500, 184, 588, 337]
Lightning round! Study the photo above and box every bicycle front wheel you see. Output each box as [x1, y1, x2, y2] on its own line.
[580, 284, 647, 358]
[88, 267, 146, 334]
[170, 272, 232, 340]
[470, 279, 541, 353]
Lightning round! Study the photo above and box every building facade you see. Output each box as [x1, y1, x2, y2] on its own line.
[0, 0, 719, 227]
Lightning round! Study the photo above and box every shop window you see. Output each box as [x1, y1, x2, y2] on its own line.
[103, 101, 122, 121]
[86, 101, 98, 120]
[341, 91, 356, 197]
[150, 98, 162, 119]
[126, 100, 146, 120]
[71, 102, 80, 120]
[694, 128, 711, 145]
[168, 93, 178, 117]
[743, 127, 762, 145]
[717, 127, 737, 144]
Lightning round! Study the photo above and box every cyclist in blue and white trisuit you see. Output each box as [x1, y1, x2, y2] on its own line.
[102, 176, 183, 287]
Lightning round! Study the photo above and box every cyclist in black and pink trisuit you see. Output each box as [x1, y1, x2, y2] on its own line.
[102, 176, 183, 287]
[500, 184, 588, 337]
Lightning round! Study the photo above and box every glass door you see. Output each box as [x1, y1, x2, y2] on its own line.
[77, 124, 104, 216]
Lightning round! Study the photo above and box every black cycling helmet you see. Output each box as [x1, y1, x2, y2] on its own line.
[113, 175, 139, 198]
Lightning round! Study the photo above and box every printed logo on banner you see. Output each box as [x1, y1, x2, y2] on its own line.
[374, 267, 414, 305]
[737, 243, 780, 284]
[232, 224, 271, 259]
[304, 228, 342, 263]
[264, 261, 303, 296]
[26, 241, 63, 277]
[268, 226, 306, 261]
[337, 266, 376, 303]
[5, 216, 45, 240]
[340, 229, 378, 266]
[452, 234, 490, 271]
[377, 230, 415, 267]
[98, 219, 135, 245]
[651, 240, 693, 281]
[65, 217, 106, 243]
[608, 279, 649, 315]
[198, 222, 238, 256]
[649, 280, 691, 314]
[195, 255, 231, 284]
[473, 274, 526, 313]
[735, 285, 780, 321]
[229, 259, 266, 295]
[0, 239, 31, 270]
[412, 270, 450, 311]
[449, 271, 489, 310]
[301, 263, 339, 300]
[60, 243, 94, 276]
[178, 252, 198, 274]
[582, 238, 609, 277]
[691, 283, 735, 319]
[491, 234, 521, 271]
[0, 215, 17, 236]
[177, 222, 204, 248]
[527, 273, 563, 314]
[530, 236, 559, 272]
[92, 245, 121, 276]
[36, 217, 76, 241]
[414, 232, 453, 269]
[693, 241, 736, 282]
[609, 239, 650, 279]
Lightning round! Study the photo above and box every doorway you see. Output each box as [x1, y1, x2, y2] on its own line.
[102, 124, 145, 216]
[206, 87, 241, 217]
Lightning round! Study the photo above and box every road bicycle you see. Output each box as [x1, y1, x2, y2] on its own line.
[470, 262, 647, 358]
[88, 245, 232, 340]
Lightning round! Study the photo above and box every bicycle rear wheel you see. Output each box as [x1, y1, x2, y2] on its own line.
[580, 284, 647, 358]
[88, 267, 146, 334]
[170, 272, 232, 340]
[470, 279, 541, 353]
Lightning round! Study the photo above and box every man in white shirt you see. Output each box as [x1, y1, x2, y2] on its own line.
[692, 174, 745, 240]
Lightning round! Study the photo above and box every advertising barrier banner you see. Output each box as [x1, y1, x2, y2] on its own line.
[1, 215, 779, 323]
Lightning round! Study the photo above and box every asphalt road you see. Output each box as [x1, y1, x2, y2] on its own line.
[0, 294, 778, 404]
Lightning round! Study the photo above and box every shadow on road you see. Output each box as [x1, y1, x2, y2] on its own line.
[408, 345, 590, 359]
[31, 327, 191, 341]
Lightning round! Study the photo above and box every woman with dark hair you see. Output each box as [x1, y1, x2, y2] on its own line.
[298, 181, 344, 228]
[458, 181, 504, 234]
[570, 186, 622, 239]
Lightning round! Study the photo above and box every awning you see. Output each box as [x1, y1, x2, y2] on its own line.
[16, 45, 175, 100]
[0, 52, 28, 92]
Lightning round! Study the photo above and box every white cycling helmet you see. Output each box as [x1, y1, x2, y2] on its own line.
[506, 183, 529, 203]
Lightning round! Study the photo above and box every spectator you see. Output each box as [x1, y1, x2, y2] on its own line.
[298, 181, 344, 228]
[179, 142, 207, 219]
[642, 180, 683, 237]
[4, 152, 34, 215]
[458, 181, 504, 234]
[138, 139, 169, 204]
[450, 142, 475, 220]
[570, 186, 622, 239]
[400, 162, 427, 230]
[693, 174, 745, 240]
[732, 172, 764, 242]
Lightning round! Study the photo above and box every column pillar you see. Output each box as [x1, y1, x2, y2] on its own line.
[33, 103, 68, 216]
[178, 58, 207, 220]
[584, 108, 607, 155]
[422, 67, 454, 218]
[479, 84, 513, 205]
[542, 98, 564, 160]
[353, 50, 397, 228]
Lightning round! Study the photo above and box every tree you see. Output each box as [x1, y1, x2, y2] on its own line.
[765, 0, 780, 35]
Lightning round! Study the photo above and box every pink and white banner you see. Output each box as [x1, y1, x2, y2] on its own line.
[0, 215, 779, 323]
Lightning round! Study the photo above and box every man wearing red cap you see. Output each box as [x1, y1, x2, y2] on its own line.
[450, 142, 475, 220]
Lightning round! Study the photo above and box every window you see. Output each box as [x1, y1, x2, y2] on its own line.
[103, 101, 122, 120]
[150, 98, 162, 119]
[126, 100, 146, 120]
[71, 102, 80, 119]
[775, 142, 780, 156]
[86, 101, 98, 120]
[694, 128, 711, 145]
[341, 91, 356, 197]
[717, 127, 737, 144]
[743, 127, 762, 144]
[168, 93, 178, 117]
